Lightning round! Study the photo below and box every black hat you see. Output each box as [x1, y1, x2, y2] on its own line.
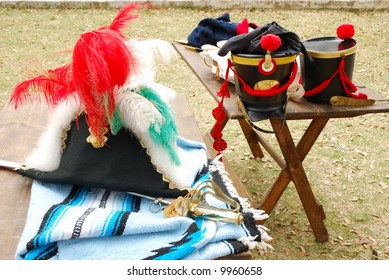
[218, 21, 302, 57]
[17, 115, 193, 198]
[216, 22, 302, 125]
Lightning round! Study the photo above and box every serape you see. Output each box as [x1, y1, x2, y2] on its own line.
[16, 158, 272, 260]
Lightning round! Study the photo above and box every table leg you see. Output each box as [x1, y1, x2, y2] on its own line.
[209, 110, 265, 159]
[237, 118, 264, 159]
[261, 118, 329, 242]
[253, 129, 286, 168]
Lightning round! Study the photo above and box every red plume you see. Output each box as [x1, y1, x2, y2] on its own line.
[71, 4, 140, 141]
[10, 64, 73, 108]
[109, 3, 142, 33]
[10, 4, 143, 142]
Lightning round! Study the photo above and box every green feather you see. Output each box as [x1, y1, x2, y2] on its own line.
[139, 87, 181, 166]
[110, 108, 124, 135]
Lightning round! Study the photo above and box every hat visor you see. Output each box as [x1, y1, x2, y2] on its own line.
[241, 99, 286, 122]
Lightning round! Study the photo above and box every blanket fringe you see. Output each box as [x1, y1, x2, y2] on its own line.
[239, 235, 273, 252]
[209, 156, 273, 253]
[209, 156, 269, 221]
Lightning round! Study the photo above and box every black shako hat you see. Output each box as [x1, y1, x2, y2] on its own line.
[217, 22, 307, 123]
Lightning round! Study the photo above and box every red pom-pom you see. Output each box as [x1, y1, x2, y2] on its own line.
[260, 34, 281, 51]
[337, 24, 355, 40]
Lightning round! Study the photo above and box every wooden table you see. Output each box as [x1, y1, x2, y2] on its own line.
[0, 94, 252, 260]
[173, 42, 389, 243]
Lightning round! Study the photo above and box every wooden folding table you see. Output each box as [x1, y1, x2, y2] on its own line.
[173, 42, 389, 242]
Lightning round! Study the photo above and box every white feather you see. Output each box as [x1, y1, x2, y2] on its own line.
[116, 86, 164, 134]
[126, 80, 177, 103]
[127, 39, 178, 83]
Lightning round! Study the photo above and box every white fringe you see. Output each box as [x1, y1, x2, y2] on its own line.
[239, 235, 273, 252]
[209, 156, 269, 221]
[209, 156, 273, 253]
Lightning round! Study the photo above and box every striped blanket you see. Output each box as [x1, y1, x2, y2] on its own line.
[15, 159, 272, 260]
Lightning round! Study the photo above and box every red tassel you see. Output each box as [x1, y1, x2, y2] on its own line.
[210, 96, 228, 157]
[216, 80, 230, 98]
[216, 59, 232, 98]
[210, 59, 234, 157]
[305, 57, 367, 100]
[338, 58, 367, 99]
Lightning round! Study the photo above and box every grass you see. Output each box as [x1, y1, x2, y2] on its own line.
[0, 6, 388, 260]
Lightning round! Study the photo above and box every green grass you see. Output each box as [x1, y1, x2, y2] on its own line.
[0, 6, 388, 259]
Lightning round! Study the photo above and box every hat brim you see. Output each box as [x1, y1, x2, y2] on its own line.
[240, 98, 286, 122]
[17, 115, 187, 198]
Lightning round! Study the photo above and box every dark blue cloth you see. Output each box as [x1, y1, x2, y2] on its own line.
[187, 13, 239, 48]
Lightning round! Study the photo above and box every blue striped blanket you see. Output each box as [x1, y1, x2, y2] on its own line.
[15, 159, 272, 260]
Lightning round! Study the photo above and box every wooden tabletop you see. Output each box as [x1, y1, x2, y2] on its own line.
[173, 42, 389, 120]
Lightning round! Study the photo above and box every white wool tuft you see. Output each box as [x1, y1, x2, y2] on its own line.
[25, 99, 80, 171]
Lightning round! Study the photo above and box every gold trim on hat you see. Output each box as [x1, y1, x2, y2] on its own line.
[232, 54, 297, 66]
[307, 44, 357, 59]
[137, 138, 191, 192]
[61, 124, 72, 152]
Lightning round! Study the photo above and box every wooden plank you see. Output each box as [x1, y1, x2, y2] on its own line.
[0, 103, 49, 260]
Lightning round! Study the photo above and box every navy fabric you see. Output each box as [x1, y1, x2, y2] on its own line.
[187, 13, 239, 48]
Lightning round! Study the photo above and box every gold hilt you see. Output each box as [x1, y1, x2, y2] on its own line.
[164, 179, 244, 225]
[330, 96, 375, 106]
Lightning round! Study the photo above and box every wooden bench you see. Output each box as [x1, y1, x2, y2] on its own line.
[0, 94, 252, 260]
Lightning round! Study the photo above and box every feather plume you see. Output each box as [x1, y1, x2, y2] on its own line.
[116, 87, 164, 134]
[116, 85, 180, 165]
[71, 14, 139, 140]
[129, 39, 178, 83]
[11, 5, 143, 142]
[139, 87, 180, 165]
[109, 3, 143, 33]
[10, 64, 73, 108]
